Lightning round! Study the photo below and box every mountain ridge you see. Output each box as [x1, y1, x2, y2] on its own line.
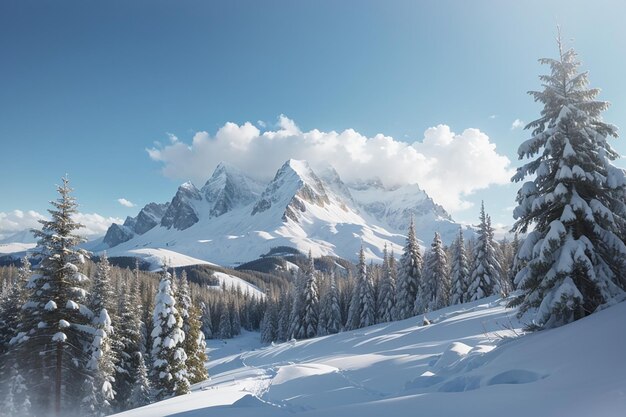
[96, 159, 467, 267]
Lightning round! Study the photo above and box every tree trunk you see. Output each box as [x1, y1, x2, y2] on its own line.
[55, 342, 62, 416]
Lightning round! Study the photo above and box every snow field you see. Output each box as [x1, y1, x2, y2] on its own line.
[113, 298, 626, 417]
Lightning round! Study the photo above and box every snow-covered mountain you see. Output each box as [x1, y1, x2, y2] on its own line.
[98, 159, 467, 267]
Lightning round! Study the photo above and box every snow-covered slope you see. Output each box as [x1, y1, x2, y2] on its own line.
[115, 299, 626, 417]
[99, 159, 466, 266]
[209, 271, 266, 299]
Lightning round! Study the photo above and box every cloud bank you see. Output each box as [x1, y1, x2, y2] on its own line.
[0, 209, 122, 241]
[147, 116, 513, 212]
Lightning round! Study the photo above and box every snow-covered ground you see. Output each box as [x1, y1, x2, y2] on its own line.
[209, 271, 266, 299]
[114, 298, 626, 417]
[0, 242, 36, 255]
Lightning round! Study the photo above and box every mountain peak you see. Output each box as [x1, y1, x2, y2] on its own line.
[252, 159, 330, 221]
[161, 181, 202, 230]
[202, 162, 264, 218]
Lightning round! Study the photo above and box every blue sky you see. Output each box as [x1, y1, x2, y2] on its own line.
[1, 0, 625, 236]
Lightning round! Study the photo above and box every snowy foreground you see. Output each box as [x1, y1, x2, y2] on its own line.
[115, 298, 626, 417]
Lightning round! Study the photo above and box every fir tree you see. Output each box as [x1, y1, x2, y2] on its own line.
[347, 247, 375, 330]
[377, 246, 396, 323]
[151, 264, 189, 400]
[276, 293, 291, 342]
[302, 252, 319, 339]
[418, 233, 450, 312]
[113, 273, 144, 411]
[467, 202, 502, 301]
[83, 309, 116, 416]
[15, 177, 93, 415]
[200, 302, 213, 340]
[0, 257, 31, 387]
[230, 300, 241, 336]
[396, 218, 422, 319]
[128, 353, 153, 409]
[318, 272, 341, 335]
[260, 301, 277, 343]
[3, 363, 31, 417]
[510, 35, 626, 328]
[176, 271, 207, 383]
[450, 229, 470, 305]
[288, 271, 306, 339]
[218, 302, 232, 339]
[184, 303, 208, 384]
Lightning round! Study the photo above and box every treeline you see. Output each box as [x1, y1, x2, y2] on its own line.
[260, 203, 518, 343]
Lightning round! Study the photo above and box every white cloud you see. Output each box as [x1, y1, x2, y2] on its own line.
[0, 209, 122, 240]
[117, 198, 136, 208]
[72, 213, 124, 238]
[0, 210, 46, 240]
[488, 114, 497, 119]
[511, 119, 525, 130]
[147, 116, 513, 213]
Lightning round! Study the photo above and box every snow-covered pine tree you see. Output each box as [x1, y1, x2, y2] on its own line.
[176, 270, 207, 382]
[230, 300, 241, 336]
[184, 302, 208, 384]
[496, 237, 515, 296]
[113, 272, 144, 412]
[276, 293, 291, 342]
[377, 245, 396, 323]
[83, 252, 118, 416]
[0, 257, 31, 388]
[396, 218, 423, 319]
[128, 352, 153, 409]
[467, 202, 502, 301]
[288, 270, 306, 339]
[450, 229, 470, 305]
[318, 272, 341, 335]
[302, 252, 319, 339]
[260, 301, 277, 343]
[83, 308, 115, 416]
[218, 302, 232, 339]
[16, 177, 93, 415]
[199, 302, 213, 340]
[2, 363, 31, 417]
[345, 248, 374, 330]
[151, 264, 189, 400]
[508, 233, 524, 291]
[418, 233, 450, 312]
[509, 36, 626, 329]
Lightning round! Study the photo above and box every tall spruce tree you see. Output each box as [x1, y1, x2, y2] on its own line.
[318, 272, 341, 335]
[509, 36, 626, 329]
[450, 229, 470, 305]
[467, 202, 502, 301]
[418, 233, 450, 312]
[128, 352, 153, 409]
[218, 302, 232, 339]
[276, 293, 291, 342]
[113, 272, 144, 412]
[83, 254, 118, 416]
[347, 247, 376, 330]
[176, 271, 207, 383]
[151, 264, 189, 400]
[0, 257, 31, 390]
[288, 271, 306, 339]
[377, 246, 396, 323]
[260, 301, 277, 343]
[301, 252, 319, 339]
[16, 177, 93, 416]
[396, 218, 422, 319]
